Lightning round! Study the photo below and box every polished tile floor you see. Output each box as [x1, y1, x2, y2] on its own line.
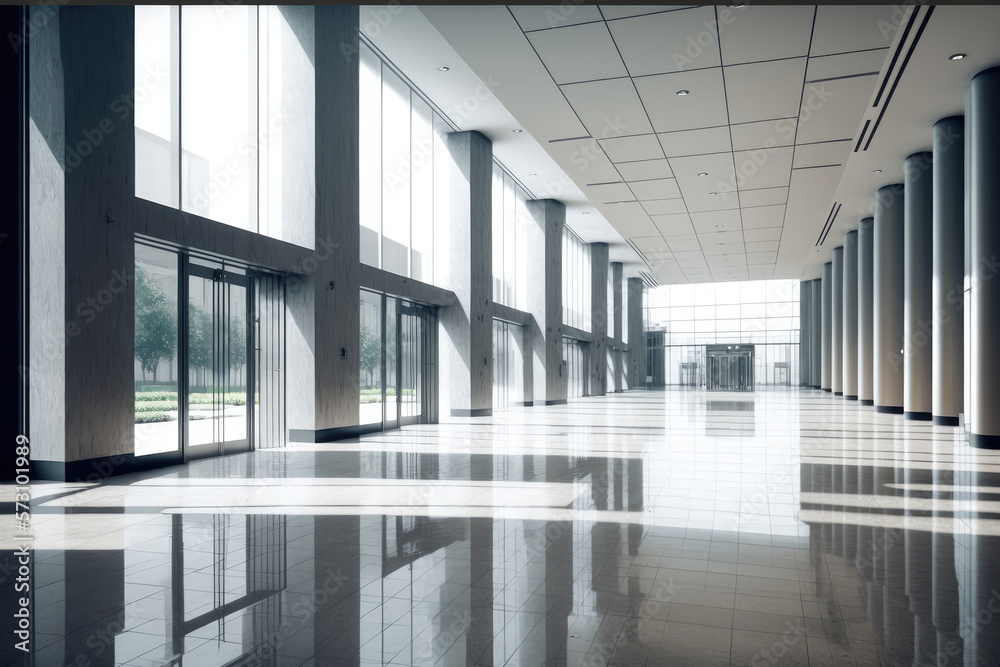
[4, 389, 1000, 666]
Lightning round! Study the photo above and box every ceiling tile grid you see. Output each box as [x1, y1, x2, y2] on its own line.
[505, 4, 896, 283]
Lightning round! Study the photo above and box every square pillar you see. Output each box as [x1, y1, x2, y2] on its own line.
[526, 199, 566, 405]
[589, 242, 609, 395]
[436, 130, 493, 416]
[612, 262, 624, 392]
[286, 5, 361, 439]
[627, 277, 645, 389]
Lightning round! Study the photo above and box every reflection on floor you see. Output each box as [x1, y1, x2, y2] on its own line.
[3, 389, 1000, 666]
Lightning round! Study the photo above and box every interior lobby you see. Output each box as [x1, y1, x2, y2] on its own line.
[4, 4, 1000, 666]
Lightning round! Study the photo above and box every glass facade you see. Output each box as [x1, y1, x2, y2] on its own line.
[644, 280, 801, 388]
[359, 42, 450, 284]
[562, 228, 591, 332]
[135, 6, 315, 246]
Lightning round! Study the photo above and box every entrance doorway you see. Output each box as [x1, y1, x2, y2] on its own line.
[706, 344, 755, 392]
[360, 290, 436, 431]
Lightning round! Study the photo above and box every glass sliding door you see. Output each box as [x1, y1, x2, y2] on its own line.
[186, 259, 251, 458]
[400, 302, 428, 424]
[360, 290, 435, 430]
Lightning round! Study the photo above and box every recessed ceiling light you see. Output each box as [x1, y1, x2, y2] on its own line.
[697, 172, 708, 177]
[676, 89, 690, 96]
[709, 192, 717, 196]
[437, 66, 450, 72]
[512, 129, 523, 134]
[528, 173, 537, 176]
[873, 169, 882, 173]
[714, 224, 724, 228]
[949, 53, 966, 61]
[582, 212, 590, 215]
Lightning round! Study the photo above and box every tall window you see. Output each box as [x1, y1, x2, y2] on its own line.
[359, 42, 450, 285]
[135, 6, 315, 247]
[492, 163, 529, 309]
[562, 228, 591, 332]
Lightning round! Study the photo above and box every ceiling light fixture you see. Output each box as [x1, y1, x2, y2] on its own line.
[512, 129, 523, 134]
[714, 224, 724, 228]
[528, 173, 537, 176]
[437, 66, 450, 72]
[697, 172, 708, 177]
[873, 169, 882, 173]
[582, 212, 590, 215]
[709, 192, 717, 196]
[949, 53, 967, 61]
[676, 89, 690, 96]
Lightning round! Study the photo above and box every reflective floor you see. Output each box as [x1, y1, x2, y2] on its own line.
[4, 389, 1000, 666]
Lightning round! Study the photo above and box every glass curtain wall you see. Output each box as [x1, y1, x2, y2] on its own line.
[564, 337, 587, 398]
[492, 320, 523, 410]
[644, 279, 801, 388]
[135, 6, 315, 247]
[359, 42, 449, 284]
[360, 290, 383, 427]
[562, 228, 591, 332]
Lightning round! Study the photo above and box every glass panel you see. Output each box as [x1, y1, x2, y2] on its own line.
[187, 272, 218, 448]
[181, 6, 256, 229]
[259, 6, 315, 247]
[381, 71, 410, 277]
[385, 297, 398, 428]
[360, 290, 383, 426]
[135, 6, 178, 208]
[492, 164, 504, 304]
[224, 282, 248, 443]
[359, 44, 382, 267]
[134, 244, 180, 456]
[411, 99, 434, 283]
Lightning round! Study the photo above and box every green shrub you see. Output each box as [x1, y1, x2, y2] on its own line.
[135, 391, 179, 402]
[135, 401, 179, 413]
[135, 412, 172, 424]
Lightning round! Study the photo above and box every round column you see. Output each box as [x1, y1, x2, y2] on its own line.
[832, 247, 844, 396]
[843, 231, 859, 399]
[858, 217, 875, 405]
[874, 184, 905, 413]
[800, 281, 811, 387]
[811, 279, 822, 388]
[970, 67, 1000, 448]
[932, 116, 965, 426]
[904, 151, 934, 420]
[822, 263, 832, 391]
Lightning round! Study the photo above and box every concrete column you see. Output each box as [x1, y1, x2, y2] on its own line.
[858, 217, 875, 405]
[844, 231, 859, 399]
[904, 151, 934, 420]
[932, 116, 965, 426]
[287, 6, 361, 440]
[800, 281, 811, 387]
[970, 67, 1000, 447]
[589, 242, 609, 395]
[437, 131, 493, 417]
[627, 277, 645, 389]
[832, 246, 844, 396]
[612, 261, 624, 392]
[526, 199, 566, 405]
[874, 184, 905, 413]
[28, 7, 137, 476]
[822, 263, 832, 391]
[811, 279, 822, 388]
